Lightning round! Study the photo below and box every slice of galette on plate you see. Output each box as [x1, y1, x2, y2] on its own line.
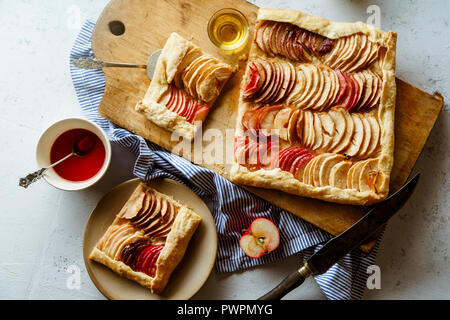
[230, 8, 397, 206]
[136, 32, 234, 141]
[89, 182, 202, 294]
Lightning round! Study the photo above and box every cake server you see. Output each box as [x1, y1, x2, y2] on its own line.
[258, 172, 421, 300]
[72, 49, 162, 80]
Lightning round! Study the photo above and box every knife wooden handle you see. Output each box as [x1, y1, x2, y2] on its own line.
[258, 265, 310, 300]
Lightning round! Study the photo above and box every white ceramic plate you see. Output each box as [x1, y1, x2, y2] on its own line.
[83, 178, 217, 300]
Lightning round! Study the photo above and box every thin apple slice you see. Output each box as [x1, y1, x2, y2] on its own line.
[273, 107, 293, 141]
[287, 109, 301, 144]
[289, 151, 312, 175]
[298, 64, 319, 109]
[188, 58, 215, 99]
[333, 35, 356, 70]
[341, 72, 355, 110]
[176, 90, 189, 117]
[344, 114, 365, 157]
[358, 158, 380, 192]
[272, 61, 291, 104]
[365, 113, 380, 156]
[182, 56, 210, 95]
[344, 34, 367, 73]
[254, 60, 277, 104]
[311, 113, 323, 150]
[274, 22, 285, 55]
[321, 36, 344, 67]
[132, 193, 155, 224]
[105, 226, 135, 258]
[314, 67, 332, 111]
[310, 65, 325, 109]
[326, 68, 340, 110]
[350, 73, 364, 111]
[183, 99, 197, 122]
[143, 198, 168, 234]
[295, 110, 305, 145]
[331, 107, 355, 153]
[347, 159, 371, 191]
[279, 61, 296, 103]
[302, 156, 319, 185]
[310, 153, 332, 187]
[254, 21, 266, 52]
[294, 153, 314, 180]
[284, 26, 298, 61]
[118, 188, 146, 219]
[97, 224, 121, 251]
[356, 71, 372, 110]
[328, 107, 347, 150]
[147, 246, 164, 277]
[164, 87, 178, 112]
[112, 233, 142, 261]
[284, 60, 297, 101]
[260, 105, 283, 131]
[243, 62, 262, 95]
[286, 67, 306, 105]
[343, 34, 362, 71]
[302, 110, 315, 148]
[120, 238, 150, 269]
[197, 63, 232, 104]
[347, 74, 361, 111]
[261, 21, 275, 56]
[292, 64, 313, 107]
[191, 104, 210, 123]
[134, 194, 161, 228]
[174, 47, 202, 88]
[268, 22, 280, 56]
[318, 154, 346, 187]
[346, 36, 370, 73]
[329, 160, 352, 189]
[277, 22, 289, 58]
[368, 72, 383, 108]
[319, 112, 334, 150]
[146, 201, 175, 238]
[333, 70, 349, 105]
[270, 61, 286, 104]
[360, 41, 380, 70]
[358, 114, 372, 156]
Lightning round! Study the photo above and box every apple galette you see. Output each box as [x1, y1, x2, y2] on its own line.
[230, 8, 397, 205]
[136, 32, 234, 140]
[89, 182, 202, 294]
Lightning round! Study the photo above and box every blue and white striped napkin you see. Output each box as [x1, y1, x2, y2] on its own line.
[70, 20, 380, 300]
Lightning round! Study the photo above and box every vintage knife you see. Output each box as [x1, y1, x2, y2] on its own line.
[258, 172, 421, 300]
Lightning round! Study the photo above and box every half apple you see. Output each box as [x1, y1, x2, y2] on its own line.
[239, 218, 280, 258]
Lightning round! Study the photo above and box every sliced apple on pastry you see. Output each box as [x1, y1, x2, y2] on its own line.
[318, 154, 346, 187]
[330, 107, 354, 153]
[358, 158, 381, 192]
[343, 113, 365, 156]
[328, 107, 347, 151]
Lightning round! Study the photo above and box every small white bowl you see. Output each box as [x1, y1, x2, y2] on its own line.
[36, 118, 112, 191]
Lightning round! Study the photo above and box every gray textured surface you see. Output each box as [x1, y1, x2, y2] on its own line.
[0, 0, 448, 299]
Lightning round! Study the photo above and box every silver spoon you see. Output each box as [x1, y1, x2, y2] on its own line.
[72, 49, 162, 80]
[19, 135, 96, 189]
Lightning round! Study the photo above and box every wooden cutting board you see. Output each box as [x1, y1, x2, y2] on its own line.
[92, 0, 443, 252]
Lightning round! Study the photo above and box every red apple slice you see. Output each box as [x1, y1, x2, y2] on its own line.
[191, 105, 210, 123]
[184, 100, 197, 122]
[239, 218, 280, 258]
[244, 62, 261, 94]
[135, 245, 155, 273]
[148, 246, 164, 277]
[333, 70, 349, 105]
